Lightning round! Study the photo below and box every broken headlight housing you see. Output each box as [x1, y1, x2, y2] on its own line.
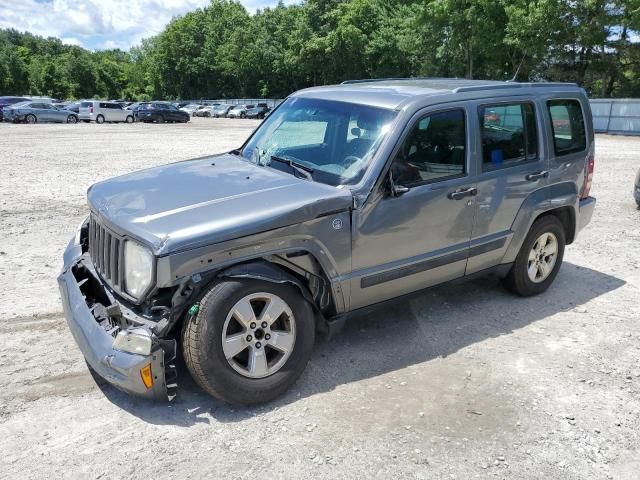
[124, 240, 153, 299]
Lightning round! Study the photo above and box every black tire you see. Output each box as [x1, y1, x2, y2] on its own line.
[182, 279, 315, 405]
[502, 215, 566, 297]
[240, 112, 246, 119]
[157, 114, 165, 123]
[67, 115, 78, 124]
[125, 115, 133, 123]
[26, 114, 37, 124]
[96, 114, 105, 124]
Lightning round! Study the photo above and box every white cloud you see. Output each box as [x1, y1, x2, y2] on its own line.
[61, 36, 83, 46]
[0, 0, 298, 50]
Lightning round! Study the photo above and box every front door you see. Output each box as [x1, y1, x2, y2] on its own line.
[466, 98, 550, 274]
[350, 106, 477, 310]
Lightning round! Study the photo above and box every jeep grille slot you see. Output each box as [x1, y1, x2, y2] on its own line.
[89, 215, 124, 293]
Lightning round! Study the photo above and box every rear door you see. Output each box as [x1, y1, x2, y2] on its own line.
[467, 97, 549, 274]
[30, 103, 50, 121]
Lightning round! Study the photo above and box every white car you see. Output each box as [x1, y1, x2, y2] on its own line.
[226, 104, 254, 119]
[79, 101, 134, 124]
[179, 104, 202, 115]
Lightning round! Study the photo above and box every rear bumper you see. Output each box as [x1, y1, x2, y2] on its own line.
[58, 235, 176, 400]
[578, 196, 596, 232]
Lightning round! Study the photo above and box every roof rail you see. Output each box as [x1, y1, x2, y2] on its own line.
[453, 82, 578, 93]
[341, 77, 464, 85]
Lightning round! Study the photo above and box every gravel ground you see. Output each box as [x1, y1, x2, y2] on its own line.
[0, 118, 639, 479]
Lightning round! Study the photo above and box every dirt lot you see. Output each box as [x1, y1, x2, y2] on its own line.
[1, 118, 639, 479]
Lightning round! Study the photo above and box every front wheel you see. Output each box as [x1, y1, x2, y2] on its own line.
[502, 215, 566, 297]
[67, 115, 78, 124]
[125, 115, 133, 123]
[25, 114, 37, 124]
[157, 114, 165, 123]
[182, 279, 315, 405]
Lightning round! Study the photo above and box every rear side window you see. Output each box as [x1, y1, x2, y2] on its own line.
[479, 102, 538, 171]
[81, 102, 92, 107]
[548, 100, 586, 155]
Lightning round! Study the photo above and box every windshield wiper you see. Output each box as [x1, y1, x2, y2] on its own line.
[268, 155, 314, 181]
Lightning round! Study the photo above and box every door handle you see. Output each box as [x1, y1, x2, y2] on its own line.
[525, 170, 549, 181]
[448, 187, 477, 200]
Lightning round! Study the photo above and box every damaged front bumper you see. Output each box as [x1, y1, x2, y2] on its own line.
[58, 234, 177, 401]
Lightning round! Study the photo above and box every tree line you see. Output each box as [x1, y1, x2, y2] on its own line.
[1, 0, 640, 101]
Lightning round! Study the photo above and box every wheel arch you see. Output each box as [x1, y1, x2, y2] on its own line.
[502, 182, 578, 264]
[162, 252, 338, 338]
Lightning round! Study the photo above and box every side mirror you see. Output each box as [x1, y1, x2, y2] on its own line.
[388, 169, 410, 197]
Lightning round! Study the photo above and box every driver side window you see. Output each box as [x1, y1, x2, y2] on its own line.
[391, 109, 466, 186]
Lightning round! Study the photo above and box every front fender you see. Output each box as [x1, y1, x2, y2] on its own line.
[156, 212, 352, 314]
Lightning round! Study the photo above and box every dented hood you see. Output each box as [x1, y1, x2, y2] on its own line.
[87, 154, 353, 255]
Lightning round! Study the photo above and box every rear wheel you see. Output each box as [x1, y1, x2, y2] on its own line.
[25, 114, 37, 124]
[96, 114, 105, 124]
[157, 114, 165, 123]
[502, 215, 566, 296]
[182, 279, 315, 405]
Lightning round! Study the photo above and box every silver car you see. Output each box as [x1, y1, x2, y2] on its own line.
[226, 104, 254, 118]
[59, 78, 596, 405]
[2, 101, 79, 123]
[79, 101, 134, 124]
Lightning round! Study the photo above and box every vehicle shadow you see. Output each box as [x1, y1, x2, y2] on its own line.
[96, 261, 625, 426]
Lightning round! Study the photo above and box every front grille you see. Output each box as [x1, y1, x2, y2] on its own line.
[88, 215, 124, 293]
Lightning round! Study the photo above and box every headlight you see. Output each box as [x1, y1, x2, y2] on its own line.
[124, 240, 153, 298]
[112, 328, 152, 355]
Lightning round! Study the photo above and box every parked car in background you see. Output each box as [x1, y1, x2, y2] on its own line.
[245, 105, 271, 119]
[62, 101, 82, 113]
[136, 102, 190, 123]
[179, 104, 202, 115]
[125, 102, 142, 111]
[227, 104, 255, 118]
[213, 104, 234, 117]
[635, 168, 640, 206]
[79, 101, 134, 124]
[193, 105, 215, 117]
[0, 96, 30, 122]
[2, 101, 79, 123]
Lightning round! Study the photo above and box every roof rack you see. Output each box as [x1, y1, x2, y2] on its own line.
[340, 77, 579, 94]
[341, 77, 465, 85]
[453, 82, 579, 93]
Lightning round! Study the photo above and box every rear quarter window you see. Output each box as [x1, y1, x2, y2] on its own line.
[547, 99, 587, 156]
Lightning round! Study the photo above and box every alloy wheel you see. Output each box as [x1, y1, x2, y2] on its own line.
[221, 292, 296, 379]
[527, 232, 558, 283]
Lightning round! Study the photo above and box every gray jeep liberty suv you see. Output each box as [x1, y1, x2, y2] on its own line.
[59, 78, 596, 404]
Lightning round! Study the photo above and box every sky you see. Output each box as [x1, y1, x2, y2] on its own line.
[0, 0, 298, 50]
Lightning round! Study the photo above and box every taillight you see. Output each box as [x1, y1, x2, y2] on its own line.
[581, 148, 595, 199]
[89, 106, 93, 113]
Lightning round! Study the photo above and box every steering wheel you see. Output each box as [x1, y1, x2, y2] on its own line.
[343, 155, 361, 169]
